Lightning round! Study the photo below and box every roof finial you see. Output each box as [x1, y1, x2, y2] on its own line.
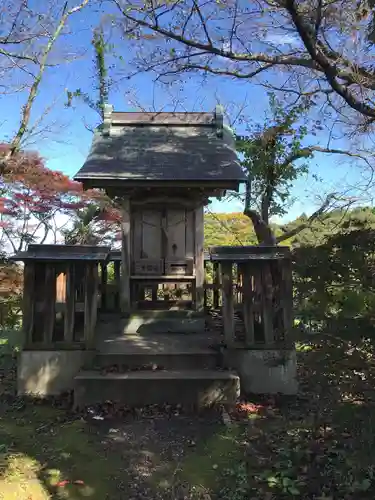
[102, 104, 113, 136]
[215, 105, 224, 138]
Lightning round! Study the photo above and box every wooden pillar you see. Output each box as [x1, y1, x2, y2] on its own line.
[221, 261, 234, 346]
[84, 262, 98, 348]
[282, 256, 293, 342]
[236, 266, 242, 305]
[23, 262, 35, 346]
[100, 262, 107, 311]
[213, 262, 220, 309]
[194, 205, 205, 313]
[203, 260, 208, 309]
[43, 264, 56, 345]
[242, 262, 255, 346]
[64, 264, 76, 342]
[114, 261, 121, 310]
[120, 197, 131, 315]
[261, 262, 274, 345]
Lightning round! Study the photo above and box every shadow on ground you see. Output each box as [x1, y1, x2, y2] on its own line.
[2, 329, 375, 499]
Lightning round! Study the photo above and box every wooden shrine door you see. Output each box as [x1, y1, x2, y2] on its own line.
[132, 207, 195, 276]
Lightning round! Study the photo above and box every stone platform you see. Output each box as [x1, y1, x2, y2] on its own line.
[18, 312, 297, 404]
[72, 314, 240, 408]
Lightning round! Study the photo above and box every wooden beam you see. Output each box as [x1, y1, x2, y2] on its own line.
[131, 196, 204, 208]
[84, 262, 98, 349]
[93, 180, 241, 191]
[120, 197, 131, 315]
[221, 262, 234, 346]
[194, 205, 205, 313]
[64, 264, 76, 343]
[23, 262, 35, 346]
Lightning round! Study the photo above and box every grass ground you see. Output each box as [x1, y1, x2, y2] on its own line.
[1, 329, 375, 499]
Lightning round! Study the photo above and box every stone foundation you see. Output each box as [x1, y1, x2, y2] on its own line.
[17, 350, 94, 396]
[223, 348, 298, 395]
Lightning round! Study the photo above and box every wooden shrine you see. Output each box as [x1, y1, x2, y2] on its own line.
[74, 106, 246, 315]
[12, 106, 297, 402]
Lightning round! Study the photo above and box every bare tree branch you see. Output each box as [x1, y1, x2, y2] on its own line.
[1, 0, 90, 171]
[284, 0, 375, 119]
[279, 145, 373, 171]
[0, 47, 41, 64]
[113, 0, 375, 123]
[275, 193, 338, 243]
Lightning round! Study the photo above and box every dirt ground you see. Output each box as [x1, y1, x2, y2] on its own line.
[1, 330, 375, 499]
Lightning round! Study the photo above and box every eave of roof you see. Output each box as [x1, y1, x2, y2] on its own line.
[74, 105, 246, 186]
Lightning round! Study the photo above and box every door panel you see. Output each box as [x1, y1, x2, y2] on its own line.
[166, 209, 186, 259]
[142, 210, 162, 259]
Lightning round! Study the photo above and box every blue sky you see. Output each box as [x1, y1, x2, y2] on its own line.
[1, 2, 371, 223]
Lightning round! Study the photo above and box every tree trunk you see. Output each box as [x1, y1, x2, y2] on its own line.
[244, 208, 276, 245]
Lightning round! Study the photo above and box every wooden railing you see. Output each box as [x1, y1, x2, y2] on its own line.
[14, 244, 293, 350]
[98, 247, 293, 348]
[205, 246, 293, 347]
[12, 245, 110, 350]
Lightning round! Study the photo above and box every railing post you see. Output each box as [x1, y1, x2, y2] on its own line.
[261, 262, 274, 345]
[221, 261, 234, 346]
[203, 260, 208, 309]
[241, 262, 255, 346]
[114, 261, 121, 310]
[84, 262, 99, 349]
[100, 262, 108, 311]
[213, 262, 220, 309]
[23, 262, 35, 346]
[282, 255, 293, 341]
[43, 264, 56, 345]
[64, 263, 76, 343]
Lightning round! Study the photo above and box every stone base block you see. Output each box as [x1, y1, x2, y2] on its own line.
[223, 348, 298, 395]
[17, 350, 94, 397]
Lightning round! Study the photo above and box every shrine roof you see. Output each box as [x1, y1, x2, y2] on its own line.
[74, 106, 246, 188]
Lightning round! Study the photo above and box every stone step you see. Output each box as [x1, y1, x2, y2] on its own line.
[97, 311, 205, 334]
[74, 369, 240, 409]
[91, 351, 219, 371]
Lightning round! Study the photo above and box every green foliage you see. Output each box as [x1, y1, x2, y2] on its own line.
[0, 296, 22, 331]
[220, 462, 249, 500]
[292, 208, 375, 332]
[237, 93, 316, 221]
[204, 206, 375, 335]
[204, 212, 257, 247]
[62, 204, 101, 245]
[65, 27, 110, 122]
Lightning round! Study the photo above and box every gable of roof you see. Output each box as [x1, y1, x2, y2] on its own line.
[74, 106, 246, 185]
